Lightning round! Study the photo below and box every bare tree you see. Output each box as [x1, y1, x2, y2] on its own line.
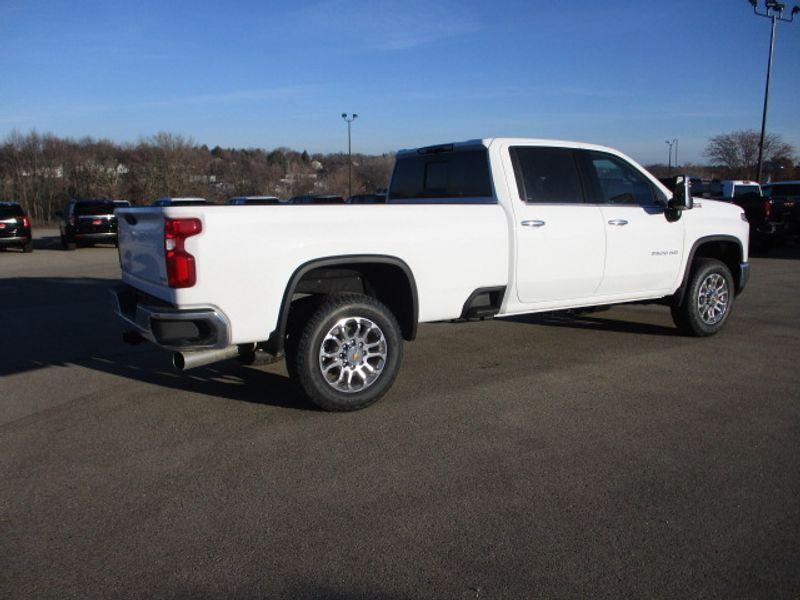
[704, 130, 795, 179]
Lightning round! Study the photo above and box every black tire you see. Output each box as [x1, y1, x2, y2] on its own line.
[671, 258, 735, 337]
[22, 240, 33, 253]
[61, 236, 76, 251]
[286, 293, 403, 412]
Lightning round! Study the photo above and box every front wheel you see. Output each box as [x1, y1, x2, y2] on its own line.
[671, 258, 735, 337]
[286, 293, 403, 411]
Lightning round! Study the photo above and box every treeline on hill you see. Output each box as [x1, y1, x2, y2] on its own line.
[0, 131, 395, 222]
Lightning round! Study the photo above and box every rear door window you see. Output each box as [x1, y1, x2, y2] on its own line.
[388, 149, 493, 202]
[509, 147, 584, 203]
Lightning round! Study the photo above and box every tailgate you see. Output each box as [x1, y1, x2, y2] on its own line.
[117, 209, 167, 288]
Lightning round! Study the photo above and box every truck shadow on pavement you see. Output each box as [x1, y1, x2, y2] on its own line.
[504, 311, 678, 336]
[0, 275, 315, 411]
[83, 352, 311, 411]
[752, 242, 800, 260]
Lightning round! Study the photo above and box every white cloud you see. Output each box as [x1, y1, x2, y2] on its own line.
[299, 0, 481, 50]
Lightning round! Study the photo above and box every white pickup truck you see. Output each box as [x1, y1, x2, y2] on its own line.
[114, 138, 750, 411]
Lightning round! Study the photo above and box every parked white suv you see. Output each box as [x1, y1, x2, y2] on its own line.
[114, 138, 750, 411]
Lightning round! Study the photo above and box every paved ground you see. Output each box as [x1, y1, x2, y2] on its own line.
[1, 229, 799, 599]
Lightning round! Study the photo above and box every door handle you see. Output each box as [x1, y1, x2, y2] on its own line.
[607, 219, 629, 226]
[521, 220, 546, 227]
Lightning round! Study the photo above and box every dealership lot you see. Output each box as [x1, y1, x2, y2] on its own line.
[1, 230, 799, 598]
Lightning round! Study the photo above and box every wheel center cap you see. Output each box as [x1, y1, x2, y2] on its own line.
[347, 347, 362, 364]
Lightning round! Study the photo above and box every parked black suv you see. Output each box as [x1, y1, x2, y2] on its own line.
[0, 202, 33, 253]
[58, 199, 119, 250]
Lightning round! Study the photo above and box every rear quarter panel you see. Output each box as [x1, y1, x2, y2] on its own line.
[160, 204, 509, 344]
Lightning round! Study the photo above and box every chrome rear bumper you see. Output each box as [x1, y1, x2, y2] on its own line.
[111, 285, 230, 350]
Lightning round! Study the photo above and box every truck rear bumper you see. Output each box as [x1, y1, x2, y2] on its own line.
[111, 284, 230, 350]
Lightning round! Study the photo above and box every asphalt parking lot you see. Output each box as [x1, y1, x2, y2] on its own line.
[1, 229, 799, 599]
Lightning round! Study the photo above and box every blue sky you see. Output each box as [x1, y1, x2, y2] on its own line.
[1, 0, 798, 164]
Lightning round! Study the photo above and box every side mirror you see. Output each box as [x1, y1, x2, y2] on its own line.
[669, 175, 693, 211]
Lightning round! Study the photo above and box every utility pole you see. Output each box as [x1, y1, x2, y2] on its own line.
[341, 113, 358, 198]
[747, 1, 799, 181]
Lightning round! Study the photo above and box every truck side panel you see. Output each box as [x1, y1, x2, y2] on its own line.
[120, 204, 509, 344]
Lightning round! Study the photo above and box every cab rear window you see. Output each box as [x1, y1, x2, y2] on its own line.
[764, 184, 800, 197]
[388, 149, 493, 203]
[733, 185, 761, 198]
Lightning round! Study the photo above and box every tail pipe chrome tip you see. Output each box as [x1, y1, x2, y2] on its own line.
[172, 345, 240, 371]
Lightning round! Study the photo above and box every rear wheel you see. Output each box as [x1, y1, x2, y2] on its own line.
[22, 240, 33, 253]
[671, 258, 734, 337]
[61, 235, 76, 251]
[286, 293, 403, 411]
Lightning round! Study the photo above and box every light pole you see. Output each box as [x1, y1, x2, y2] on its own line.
[665, 140, 674, 174]
[673, 138, 679, 170]
[747, 0, 799, 182]
[341, 113, 358, 197]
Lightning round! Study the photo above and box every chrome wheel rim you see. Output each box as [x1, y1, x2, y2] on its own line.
[318, 317, 387, 393]
[697, 273, 729, 325]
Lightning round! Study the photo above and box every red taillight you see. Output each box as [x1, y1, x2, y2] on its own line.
[762, 199, 772, 220]
[22, 215, 30, 228]
[164, 218, 202, 288]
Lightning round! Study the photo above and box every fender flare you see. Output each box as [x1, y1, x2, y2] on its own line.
[264, 254, 419, 355]
[674, 235, 745, 305]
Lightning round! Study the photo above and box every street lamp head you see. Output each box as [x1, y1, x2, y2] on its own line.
[748, 0, 757, 7]
[792, 5, 800, 15]
[353, 114, 358, 119]
[341, 113, 347, 119]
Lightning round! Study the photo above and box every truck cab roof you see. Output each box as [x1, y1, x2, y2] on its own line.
[397, 138, 626, 157]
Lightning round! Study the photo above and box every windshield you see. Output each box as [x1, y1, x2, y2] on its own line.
[74, 201, 115, 216]
[0, 205, 23, 219]
[733, 185, 761, 198]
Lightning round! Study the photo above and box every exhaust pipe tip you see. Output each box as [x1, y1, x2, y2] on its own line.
[172, 352, 186, 371]
[172, 345, 240, 372]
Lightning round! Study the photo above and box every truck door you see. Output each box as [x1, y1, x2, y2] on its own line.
[504, 145, 606, 304]
[579, 150, 684, 296]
